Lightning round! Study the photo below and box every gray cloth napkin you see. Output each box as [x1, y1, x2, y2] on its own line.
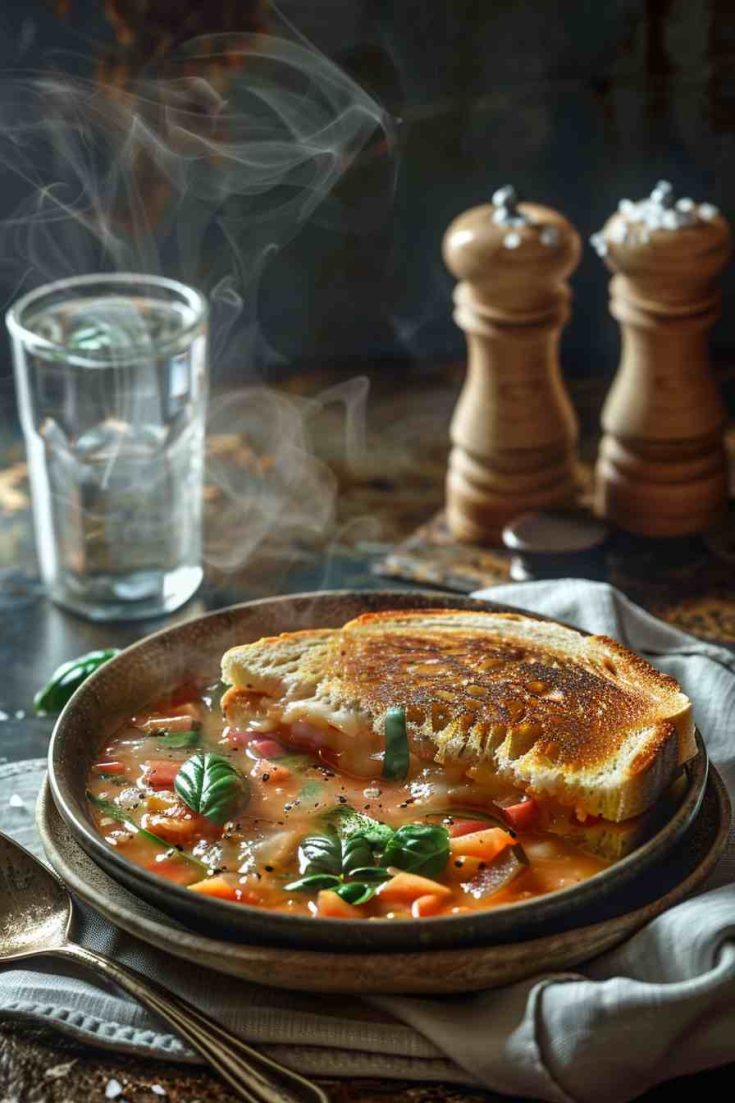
[0, 581, 733, 1101]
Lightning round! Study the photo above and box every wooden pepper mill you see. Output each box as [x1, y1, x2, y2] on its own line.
[592, 181, 732, 536]
[443, 186, 581, 544]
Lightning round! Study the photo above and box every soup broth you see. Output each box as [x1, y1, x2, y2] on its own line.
[87, 679, 608, 920]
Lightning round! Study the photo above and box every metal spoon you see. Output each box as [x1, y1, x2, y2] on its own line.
[0, 830, 328, 1103]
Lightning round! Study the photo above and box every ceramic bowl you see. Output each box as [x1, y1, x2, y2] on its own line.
[48, 590, 708, 952]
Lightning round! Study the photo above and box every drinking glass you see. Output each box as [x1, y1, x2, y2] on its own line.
[7, 273, 208, 621]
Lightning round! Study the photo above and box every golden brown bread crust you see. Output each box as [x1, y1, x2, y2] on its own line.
[221, 608, 696, 821]
[330, 612, 680, 772]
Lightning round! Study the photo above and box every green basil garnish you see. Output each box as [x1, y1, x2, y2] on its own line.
[297, 834, 342, 877]
[325, 805, 395, 848]
[285, 873, 342, 892]
[341, 834, 375, 876]
[345, 866, 392, 883]
[35, 649, 120, 715]
[289, 830, 392, 906]
[174, 752, 248, 826]
[381, 823, 450, 878]
[334, 881, 379, 906]
[86, 792, 207, 871]
[382, 706, 409, 781]
[156, 728, 201, 750]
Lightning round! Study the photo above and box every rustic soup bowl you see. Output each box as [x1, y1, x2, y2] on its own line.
[48, 590, 708, 952]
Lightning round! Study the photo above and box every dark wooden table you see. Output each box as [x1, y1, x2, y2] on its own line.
[0, 364, 732, 1101]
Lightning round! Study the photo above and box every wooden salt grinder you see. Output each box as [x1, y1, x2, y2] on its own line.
[592, 181, 732, 536]
[443, 187, 581, 544]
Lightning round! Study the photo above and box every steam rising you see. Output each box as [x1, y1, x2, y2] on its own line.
[0, 31, 393, 576]
[0, 34, 390, 298]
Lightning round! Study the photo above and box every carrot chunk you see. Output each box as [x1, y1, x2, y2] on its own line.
[502, 798, 540, 832]
[142, 811, 203, 845]
[142, 714, 196, 734]
[92, 761, 126, 776]
[449, 827, 513, 862]
[316, 889, 363, 918]
[411, 893, 446, 918]
[145, 760, 181, 789]
[253, 761, 291, 785]
[188, 876, 242, 901]
[378, 871, 452, 904]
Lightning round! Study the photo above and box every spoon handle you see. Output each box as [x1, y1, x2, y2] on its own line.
[50, 943, 329, 1103]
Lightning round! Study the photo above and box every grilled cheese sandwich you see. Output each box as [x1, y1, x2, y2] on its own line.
[221, 609, 696, 855]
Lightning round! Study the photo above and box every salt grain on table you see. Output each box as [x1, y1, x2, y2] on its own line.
[8, 794, 25, 809]
[105, 1078, 124, 1099]
[43, 1060, 77, 1079]
[151, 1087, 166, 1097]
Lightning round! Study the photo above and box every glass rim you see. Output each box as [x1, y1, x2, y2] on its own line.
[5, 272, 208, 366]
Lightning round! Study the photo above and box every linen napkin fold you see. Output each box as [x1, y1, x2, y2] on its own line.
[0, 580, 731, 1102]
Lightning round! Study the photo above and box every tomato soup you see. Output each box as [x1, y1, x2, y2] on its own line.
[86, 679, 608, 920]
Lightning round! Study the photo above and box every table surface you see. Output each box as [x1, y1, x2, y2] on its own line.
[0, 363, 732, 1102]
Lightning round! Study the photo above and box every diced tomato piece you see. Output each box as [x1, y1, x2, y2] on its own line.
[188, 876, 243, 901]
[378, 871, 452, 904]
[145, 760, 181, 788]
[92, 761, 126, 776]
[502, 798, 540, 832]
[142, 714, 196, 734]
[248, 738, 285, 759]
[410, 893, 446, 918]
[146, 854, 200, 886]
[448, 819, 495, 838]
[449, 827, 513, 862]
[316, 889, 363, 918]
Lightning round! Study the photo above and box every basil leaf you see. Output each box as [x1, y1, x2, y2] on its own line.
[382, 706, 409, 780]
[341, 834, 375, 876]
[157, 729, 201, 750]
[86, 792, 207, 871]
[297, 834, 342, 877]
[346, 866, 392, 883]
[285, 873, 342, 892]
[334, 881, 378, 906]
[326, 805, 395, 848]
[35, 649, 119, 715]
[174, 753, 248, 826]
[381, 823, 450, 878]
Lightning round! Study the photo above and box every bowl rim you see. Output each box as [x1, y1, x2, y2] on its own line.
[48, 588, 709, 949]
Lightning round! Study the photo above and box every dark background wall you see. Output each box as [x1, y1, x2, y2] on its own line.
[0, 0, 733, 389]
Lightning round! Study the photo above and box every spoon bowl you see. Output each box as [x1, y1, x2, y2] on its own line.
[0, 832, 70, 959]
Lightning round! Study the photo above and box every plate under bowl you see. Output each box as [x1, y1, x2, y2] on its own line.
[48, 589, 709, 953]
[38, 770, 730, 994]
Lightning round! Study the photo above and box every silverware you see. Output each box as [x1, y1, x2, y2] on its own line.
[0, 830, 328, 1103]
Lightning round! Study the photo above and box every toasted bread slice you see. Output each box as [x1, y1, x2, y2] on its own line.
[221, 609, 695, 823]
